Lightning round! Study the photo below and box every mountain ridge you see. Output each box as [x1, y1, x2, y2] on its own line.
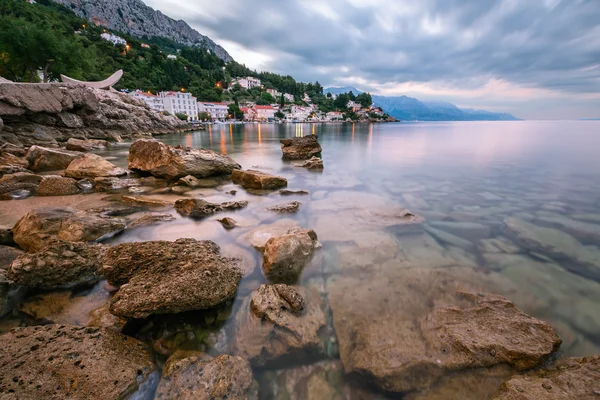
[326, 86, 521, 121]
[53, 0, 233, 62]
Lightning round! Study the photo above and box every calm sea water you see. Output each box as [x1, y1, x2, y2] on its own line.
[6, 121, 600, 398]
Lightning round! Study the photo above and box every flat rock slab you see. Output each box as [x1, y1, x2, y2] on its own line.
[64, 153, 127, 179]
[12, 207, 126, 252]
[25, 145, 80, 171]
[295, 156, 324, 170]
[232, 169, 287, 190]
[280, 135, 322, 160]
[0, 325, 156, 399]
[175, 198, 248, 218]
[128, 139, 241, 179]
[102, 238, 243, 318]
[229, 284, 326, 367]
[494, 356, 600, 400]
[155, 354, 258, 399]
[328, 268, 561, 394]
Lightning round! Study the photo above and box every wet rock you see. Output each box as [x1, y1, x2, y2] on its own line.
[128, 139, 241, 179]
[88, 303, 127, 332]
[218, 217, 237, 230]
[295, 156, 324, 170]
[263, 228, 319, 283]
[0, 164, 31, 177]
[0, 244, 22, 270]
[65, 138, 110, 152]
[504, 217, 600, 281]
[93, 177, 141, 191]
[240, 219, 299, 252]
[128, 212, 175, 228]
[280, 189, 309, 196]
[155, 354, 259, 400]
[280, 135, 322, 160]
[0, 142, 26, 157]
[12, 207, 126, 252]
[175, 199, 248, 218]
[101, 239, 243, 318]
[122, 195, 172, 207]
[268, 201, 301, 213]
[230, 284, 326, 367]
[0, 151, 28, 168]
[36, 175, 80, 196]
[25, 145, 80, 171]
[0, 172, 43, 199]
[0, 225, 14, 246]
[8, 240, 105, 289]
[231, 169, 288, 190]
[177, 175, 220, 188]
[328, 268, 561, 394]
[0, 325, 157, 399]
[64, 153, 128, 179]
[494, 356, 600, 400]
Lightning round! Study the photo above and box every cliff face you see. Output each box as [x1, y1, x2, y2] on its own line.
[0, 82, 191, 147]
[53, 0, 233, 62]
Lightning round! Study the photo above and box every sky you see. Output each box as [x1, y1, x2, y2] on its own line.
[144, 0, 600, 119]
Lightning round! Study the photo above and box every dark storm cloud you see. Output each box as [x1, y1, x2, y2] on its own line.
[173, 0, 600, 94]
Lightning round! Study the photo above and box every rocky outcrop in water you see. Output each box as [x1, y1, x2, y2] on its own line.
[128, 139, 240, 179]
[230, 284, 326, 367]
[494, 356, 600, 400]
[231, 169, 288, 190]
[0, 325, 157, 399]
[263, 228, 319, 283]
[8, 241, 105, 289]
[12, 207, 126, 252]
[280, 135, 322, 160]
[175, 199, 248, 218]
[102, 239, 243, 318]
[64, 153, 128, 179]
[0, 82, 190, 147]
[296, 156, 324, 170]
[267, 201, 301, 213]
[155, 354, 258, 399]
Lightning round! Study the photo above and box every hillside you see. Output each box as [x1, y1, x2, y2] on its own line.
[53, 0, 232, 62]
[326, 87, 520, 121]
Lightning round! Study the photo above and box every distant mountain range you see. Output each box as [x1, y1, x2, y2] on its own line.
[53, 0, 233, 62]
[325, 86, 520, 121]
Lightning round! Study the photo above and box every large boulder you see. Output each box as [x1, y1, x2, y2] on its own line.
[64, 153, 128, 179]
[175, 199, 248, 218]
[229, 284, 326, 367]
[280, 135, 322, 160]
[128, 139, 241, 179]
[25, 145, 80, 171]
[494, 356, 600, 400]
[231, 169, 288, 190]
[36, 175, 80, 196]
[8, 240, 105, 289]
[101, 239, 243, 318]
[65, 138, 110, 152]
[263, 228, 319, 283]
[12, 207, 126, 252]
[155, 354, 258, 399]
[0, 325, 157, 399]
[328, 268, 562, 394]
[0, 172, 42, 199]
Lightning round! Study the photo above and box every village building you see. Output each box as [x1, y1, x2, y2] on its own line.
[255, 105, 275, 121]
[283, 93, 295, 103]
[326, 111, 344, 121]
[197, 102, 229, 121]
[100, 33, 127, 46]
[159, 91, 198, 121]
[129, 90, 164, 112]
[231, 76, 262, 90]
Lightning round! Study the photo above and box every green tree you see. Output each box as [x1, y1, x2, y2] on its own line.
[275, 110, 285, 119]
[198, 111, 211, 121]
[356, 92, 373, 108]
[228, 103, 243, 120]
[175, 112, 188, 121]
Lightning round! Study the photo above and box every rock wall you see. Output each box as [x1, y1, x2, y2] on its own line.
[0, 82, 192, 147]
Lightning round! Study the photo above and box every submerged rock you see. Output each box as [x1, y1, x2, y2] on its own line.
[231, 169, 288, 190]
[175, 199, 248, 218]
[241, 219, 299, 252]
[0, 172, 42, 199]
[280, 189, 309, 196]
[494, 356, 600, 400]
[295, 156, 324, 170]
[25, 145, 80, 171]
[64, 153, 128, 179]
[263, 228, 319, 283]
[280, 135, 322, 160]
[230, 284, 326, 367]
[268, 201, 301, 213]
[155, 354, 259, 399]
[12, 207, 126, 252]
[93, 177, 141, 192]
[36, 175, 80, 196]
[8, 241, 105, 289]
[328, 268, 561, 394]
[128, 139, 241, 179]
[0, 325, 156, 399]
[128, 212, 175, 228]
[65, 138, 110, 152]
[218, 217, 237, 230]
[102, 239, 243, 318]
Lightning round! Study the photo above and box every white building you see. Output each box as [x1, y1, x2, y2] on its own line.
[198, 102, 229, 121]
[129, 90, 164, 112]
[255, 105, 275, 121]
[159, 91, 198, 121]
[232, 76, 261, 90]
[347, 100, 362, 112]
[266, 88, 281, 98]
[283, 93, 295, 103]
[167, 55, 177, 60]
[326, 111, 344, 121]
[100, 33, 127, 46]
[288, 105, 312, 121]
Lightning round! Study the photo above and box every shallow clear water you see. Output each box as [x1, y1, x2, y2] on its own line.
[4, 121, 600, 398]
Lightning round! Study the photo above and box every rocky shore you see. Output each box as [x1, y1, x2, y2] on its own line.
[0, 127, 599, 399]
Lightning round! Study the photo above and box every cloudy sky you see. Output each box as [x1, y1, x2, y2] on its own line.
[145, 0, 600, 119]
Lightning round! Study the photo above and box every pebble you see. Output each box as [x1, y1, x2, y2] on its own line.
[542, 382, 552, 390]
